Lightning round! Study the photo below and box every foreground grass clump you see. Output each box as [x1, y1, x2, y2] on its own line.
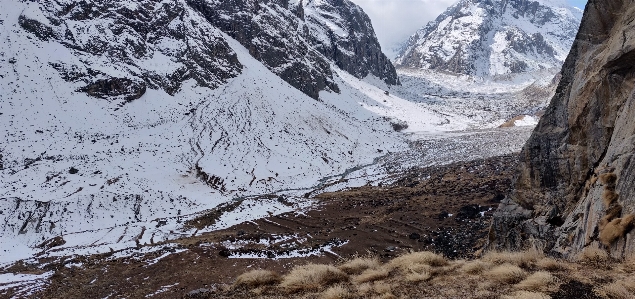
[485, 263, 527, 284]
[280, 264, 348, 293]
[224, 249, 635, 298]
[234, 269, 281, 288]
[338, 257, 381, 275]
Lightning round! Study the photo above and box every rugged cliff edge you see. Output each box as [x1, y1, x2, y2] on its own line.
[489, 0, 635, 258]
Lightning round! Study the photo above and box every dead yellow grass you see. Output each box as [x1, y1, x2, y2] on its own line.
[352, 268, 391, 284]
[619, 256, 635, 273]
[597, 278, 635, 299]
[227, 249, 635, 298]
[536, 258, 567, 271]
[373, 281, 393, 295]
[356, 283, 373, 295]
[514, 271, 555, 292]
[234, 269, 281, 288]
[280, 264, 349, 293]
[602, 190, 620, 207]
[485, 263, 528, 284]
[576, 247, 610, 264]
[482, 249, 543, 268]
[599, 214, 635, 246]
[404, 270, 432, 282]
[386, 251, 447, 271]
[460, 260, 492, 274]
[501, 290, 551, 299]
[338, 257, 380, 275]
[374, 293, 397, 299]
[320, 285, 351, 299]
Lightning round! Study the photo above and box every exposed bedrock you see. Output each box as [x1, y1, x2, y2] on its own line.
[489, 0, 635, 258]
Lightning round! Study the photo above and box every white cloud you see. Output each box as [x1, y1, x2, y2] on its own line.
[349, 0, 457, 58]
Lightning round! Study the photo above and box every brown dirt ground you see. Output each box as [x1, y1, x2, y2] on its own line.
[3, 154, 519, 299]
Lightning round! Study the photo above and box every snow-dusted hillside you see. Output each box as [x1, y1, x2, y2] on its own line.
[395, 0, 582, 77]
[0, 0, 475, 266]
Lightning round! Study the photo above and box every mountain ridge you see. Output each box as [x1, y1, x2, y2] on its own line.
[394, 0, 582, 78]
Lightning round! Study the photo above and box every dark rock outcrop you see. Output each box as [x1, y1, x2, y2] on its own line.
[19, 0, 242, 101]
[20, 0, 397, 101]
[78, 78, 147, 102]
[186, 0, 398, 99]
[489, 0, 635, 258]
[305, 0, 399, 85]
[186, 0, 339, 99]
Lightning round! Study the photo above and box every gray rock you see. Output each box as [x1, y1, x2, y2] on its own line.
[187, 0, 398, 99]
[20, 0, 242, 102]
[489, 0, 635, 258]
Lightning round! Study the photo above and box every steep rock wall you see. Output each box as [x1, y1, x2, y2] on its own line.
[489, 0, 635, 258]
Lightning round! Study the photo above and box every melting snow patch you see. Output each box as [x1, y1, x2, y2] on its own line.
[0, 271, 54, 297]
[514, 115, 539, 127]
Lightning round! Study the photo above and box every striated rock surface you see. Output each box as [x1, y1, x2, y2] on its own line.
[18, 0, 397, 101]
[304, 0, 399, 86]
[18, 0, 243, 103]
[186, 0, 398, 99]
[395, 0, 582, 77]
[489, 0, 635, 258]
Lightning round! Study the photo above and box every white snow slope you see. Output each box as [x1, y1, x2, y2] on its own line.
[0, 0, 477, 265]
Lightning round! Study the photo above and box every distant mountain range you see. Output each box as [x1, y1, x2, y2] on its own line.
[395, 0, 582, 78]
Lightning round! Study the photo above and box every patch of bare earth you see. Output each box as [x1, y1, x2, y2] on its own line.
[5, 155, 519, 298]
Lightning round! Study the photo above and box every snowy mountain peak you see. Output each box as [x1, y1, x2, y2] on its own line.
[394, 0, 582, 78]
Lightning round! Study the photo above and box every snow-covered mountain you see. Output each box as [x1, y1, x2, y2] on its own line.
[394, 0, 582, 77]
[0, 0, 448, 263]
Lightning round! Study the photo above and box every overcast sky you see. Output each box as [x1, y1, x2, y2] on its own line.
[349, 0, 588, 59]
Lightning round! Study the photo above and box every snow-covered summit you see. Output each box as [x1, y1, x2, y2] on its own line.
[394, 0, 582, 77]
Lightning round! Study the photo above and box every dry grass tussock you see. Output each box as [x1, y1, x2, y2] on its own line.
[338, 257, 380, 275]
[485, 263, 527, 284]
[482, 249, 543, 268]
[352, 267, 391, 284]
[320, 285, 351, 299]
[234, 269, 281, 288]
[501, 290, 551, 299]
[280, 264, 348, 293]
[386, 251, 447, 270]
[576, 247, 611, 264]
[514, 271, 556, 292]
[460, 260, 492, 274]
[229, 249, 635, 298]
[536, 257, 568, 271]
[596, 278, 635, 299]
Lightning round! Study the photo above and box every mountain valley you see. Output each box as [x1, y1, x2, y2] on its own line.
[5, 0, 632, 298]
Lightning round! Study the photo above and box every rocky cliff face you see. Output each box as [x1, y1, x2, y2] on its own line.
[395, 0, 581, 77]
[489, 0, 635, 258]
[18, 0, 397, 101]
[186, 0, 398, 99]
[17, 0, 243, 105]
[303, 0, 399, 86]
